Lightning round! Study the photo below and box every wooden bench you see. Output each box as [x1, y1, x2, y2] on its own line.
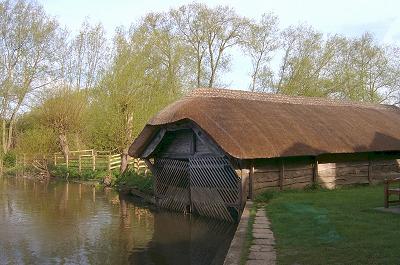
[384, 177, 400, 208]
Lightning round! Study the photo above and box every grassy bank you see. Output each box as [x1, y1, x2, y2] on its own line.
[258, 185, 400, 264]
[240, 204, 257, 265]
[2, 162, 154, 195]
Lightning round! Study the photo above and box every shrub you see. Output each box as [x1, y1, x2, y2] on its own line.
[48, 165, 111, 181]
[115, 169, 153, 194]
[3, 152, 16, 168]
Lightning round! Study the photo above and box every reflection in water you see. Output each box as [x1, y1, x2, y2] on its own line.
[0, 177, 235, 265]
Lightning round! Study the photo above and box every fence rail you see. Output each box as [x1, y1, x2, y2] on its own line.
[17, 149, 148, 174]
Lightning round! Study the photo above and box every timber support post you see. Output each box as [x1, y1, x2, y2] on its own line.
[279, 159, 284, 190]
[249, 162, 254, 200]
[313, 157, 318, 184]
[368, 160, 373, 184]
[66, 154, 69, 169]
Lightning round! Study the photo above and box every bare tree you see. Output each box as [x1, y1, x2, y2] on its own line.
[61, 21, 110, 89]
[241, 13, 279, 92]
[170, 3, 246, 88]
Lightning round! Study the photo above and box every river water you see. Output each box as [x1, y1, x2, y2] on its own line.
[0, 176, 236, 265]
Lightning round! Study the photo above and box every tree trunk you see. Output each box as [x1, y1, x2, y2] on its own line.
[2, 119, 6, 154]
[58, 133, 69, 159]
[120, 149, 129, 174]
[120, 111, 133, 174]
[6, 118, 14, 152]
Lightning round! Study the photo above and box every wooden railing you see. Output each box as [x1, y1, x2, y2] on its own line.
[17, 149, 148, 174]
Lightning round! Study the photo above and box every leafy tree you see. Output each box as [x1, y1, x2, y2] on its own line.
[38, 88, 87, 158]
[87, 15, 184, 172]
[331, 33, 400, 103]
[0, 0, 63, 155]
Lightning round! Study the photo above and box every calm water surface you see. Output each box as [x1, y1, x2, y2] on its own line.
[0, 176, 236, 265]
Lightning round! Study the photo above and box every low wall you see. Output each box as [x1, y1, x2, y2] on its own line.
[252, 156, 400, 195]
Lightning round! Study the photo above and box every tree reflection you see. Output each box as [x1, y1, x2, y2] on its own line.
[0, 177, 235, 265]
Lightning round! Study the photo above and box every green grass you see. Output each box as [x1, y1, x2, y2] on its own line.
[240, 204, 257, 265]
[48, 165, 114, 181]
[259, 185, 400, 265]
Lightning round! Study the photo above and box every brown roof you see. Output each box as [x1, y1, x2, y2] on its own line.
[129, 88, 400, 159]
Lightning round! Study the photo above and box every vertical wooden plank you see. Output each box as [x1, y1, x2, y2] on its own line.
[238, 169, 242, 215]
[368, 160, 373, 184]
[279, 159, 284, 190]
[66, 154, 69, 169]
[54, 153, 57, 166]
[384, 179, 389, 208]
[249, 162, 254, 200]
[313, 157, 318, 184]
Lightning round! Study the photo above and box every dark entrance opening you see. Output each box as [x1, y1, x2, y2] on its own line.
[154, 156, 241, 221]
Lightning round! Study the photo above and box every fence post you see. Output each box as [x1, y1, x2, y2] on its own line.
[66, 154, 69, 169]
[78, 155, 82, 174]
[92, 154, 96, 171]
[54, 153, 57, 166]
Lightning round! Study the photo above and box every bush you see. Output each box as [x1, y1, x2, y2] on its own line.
[48, 165, 111, 181]
[3, 152, 16, 168]
[254, 190, 275, 203]
[115, 169, 153, 194]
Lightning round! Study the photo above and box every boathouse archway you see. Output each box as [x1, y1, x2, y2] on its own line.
[140, 124, 248, 221]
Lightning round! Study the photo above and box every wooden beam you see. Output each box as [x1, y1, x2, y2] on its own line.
[190, 123, 225, 157]
[141, 128, 166, 158]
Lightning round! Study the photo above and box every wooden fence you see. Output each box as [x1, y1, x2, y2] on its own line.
[17, 149, 148, 174]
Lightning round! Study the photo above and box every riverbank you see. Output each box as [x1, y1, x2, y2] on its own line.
[1, 164, 154, 202]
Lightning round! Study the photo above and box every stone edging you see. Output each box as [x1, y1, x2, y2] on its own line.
[223, 200, 253, 265]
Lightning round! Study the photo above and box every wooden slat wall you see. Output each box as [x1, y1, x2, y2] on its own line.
[318, 159, 400, 188]
[154, 158, 190, 212]
[253, 158, 314, 195]
[253, 157, 400, 194]
[189, 157, 240, 222]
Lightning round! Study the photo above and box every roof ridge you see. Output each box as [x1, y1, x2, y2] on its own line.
[188, 88, 395, 111]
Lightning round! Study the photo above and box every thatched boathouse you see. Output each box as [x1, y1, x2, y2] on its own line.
[129, 89, 400, 221]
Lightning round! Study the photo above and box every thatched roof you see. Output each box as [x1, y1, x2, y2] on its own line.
[129, 88, 400, 159]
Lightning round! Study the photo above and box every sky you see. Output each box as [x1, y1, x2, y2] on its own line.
[37, 0, 400, 89]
